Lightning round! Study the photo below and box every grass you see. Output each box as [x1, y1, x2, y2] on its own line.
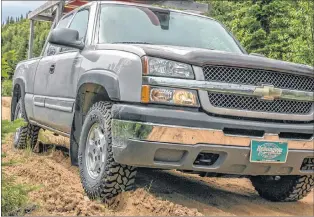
[1, 119, 37, 216]
[1, 174, 38, 216]
[1, 119, 70, 215]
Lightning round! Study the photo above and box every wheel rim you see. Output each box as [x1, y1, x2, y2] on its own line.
[14, 107, 23, 144]
[85, 123, 107, 179]
[264, 176, 282, 182]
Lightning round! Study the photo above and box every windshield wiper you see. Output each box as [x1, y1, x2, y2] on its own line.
[111, 42, 151, 44]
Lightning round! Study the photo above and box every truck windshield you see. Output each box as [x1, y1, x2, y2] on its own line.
[98, 4, 243, 54]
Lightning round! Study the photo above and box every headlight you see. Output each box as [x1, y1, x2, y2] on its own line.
[141, 85, 199, 107]
[143, 56, 194, 79]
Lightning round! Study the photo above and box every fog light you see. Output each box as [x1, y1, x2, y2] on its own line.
[141, 86, 199, 107]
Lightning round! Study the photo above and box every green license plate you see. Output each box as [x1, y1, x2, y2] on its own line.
[250, 140, 288, 163]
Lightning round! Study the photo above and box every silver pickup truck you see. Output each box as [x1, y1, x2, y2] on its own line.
[12, 1, 314, 202]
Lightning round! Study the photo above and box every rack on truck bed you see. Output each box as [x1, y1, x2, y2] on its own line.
[27, 0, 209, 59]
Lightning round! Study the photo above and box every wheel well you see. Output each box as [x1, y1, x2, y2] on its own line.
[11, 84, 22, 121]
[70, 83, 111, 166]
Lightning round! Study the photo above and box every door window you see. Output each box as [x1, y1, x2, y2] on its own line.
[69, 9, 89, 41]
[57, 14, 73, 29]
[60, 9, 89, 52]
[45, 13, 74, 56]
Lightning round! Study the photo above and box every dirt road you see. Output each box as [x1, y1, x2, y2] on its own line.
[2, 97, 313, 216]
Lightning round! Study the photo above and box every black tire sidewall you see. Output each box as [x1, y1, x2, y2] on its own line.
[78, 107, 109, 193]
[13, 99, 27, 148]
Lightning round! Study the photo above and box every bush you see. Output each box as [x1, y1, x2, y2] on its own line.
[2, 79, 12, 96]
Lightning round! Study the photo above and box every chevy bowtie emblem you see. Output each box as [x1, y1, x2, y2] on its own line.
[253, 85, 282, 101]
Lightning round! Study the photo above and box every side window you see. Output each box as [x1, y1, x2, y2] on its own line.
[60, 9, 89, 52]
[45, 14, 74, 56]
[56, 14, 73, 29]
[69, 9, 89, 41]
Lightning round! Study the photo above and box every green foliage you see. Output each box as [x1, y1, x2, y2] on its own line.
[208, 0, 314, 67]
[1, 175, 29, 216]
[1, 119, 26, 143]
[1, 50, 17, 79]
[1, 17, 51, 66]
[1, 17, 51, 102]
[2, 79, 13, 96]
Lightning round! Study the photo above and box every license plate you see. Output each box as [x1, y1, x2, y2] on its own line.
[250, 140, 288, 163]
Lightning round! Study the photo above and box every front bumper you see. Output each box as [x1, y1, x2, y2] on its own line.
[111, 104, 314, 176]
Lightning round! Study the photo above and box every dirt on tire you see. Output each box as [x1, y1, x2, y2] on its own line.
[2, 97, 313, 216]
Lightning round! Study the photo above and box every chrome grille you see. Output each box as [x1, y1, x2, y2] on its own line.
[208, 93, 312, 115]
[203, 65, 314, 92]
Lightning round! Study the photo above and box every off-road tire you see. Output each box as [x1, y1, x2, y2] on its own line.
[13, 99, 40, 150]
[251, 175, 314, 202]
[13, 99, 28, 149]
[78, 101, 137, 201]
[28, 124, 41, 150]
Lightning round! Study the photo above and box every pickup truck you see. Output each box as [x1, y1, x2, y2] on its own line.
[12, 1, 314, 202]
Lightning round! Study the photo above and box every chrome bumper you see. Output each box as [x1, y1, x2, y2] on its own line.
[112, 120, 314, 150]
[111, 120, 314, 175]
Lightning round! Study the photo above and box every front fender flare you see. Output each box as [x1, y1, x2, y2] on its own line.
[76, 69, 120, 101]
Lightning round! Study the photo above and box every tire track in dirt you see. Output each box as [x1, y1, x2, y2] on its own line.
[2, 97, 313, 216]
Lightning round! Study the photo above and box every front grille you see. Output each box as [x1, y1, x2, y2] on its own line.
[202, 65, 314, 117]
[208, 93, 312, 115]
[203, 65, 314, 92]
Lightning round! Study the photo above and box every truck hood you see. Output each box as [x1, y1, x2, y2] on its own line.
[95, 44, 314, 77]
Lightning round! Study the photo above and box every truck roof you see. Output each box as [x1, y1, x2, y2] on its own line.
[98, 1, 214, 21]
[28, 0, 210, 22]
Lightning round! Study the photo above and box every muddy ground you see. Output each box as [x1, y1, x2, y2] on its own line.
[2, 97, 313, 216]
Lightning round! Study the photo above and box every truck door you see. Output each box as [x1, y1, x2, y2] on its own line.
[32, 12, 75, 128]
[43, 8, 90, 134]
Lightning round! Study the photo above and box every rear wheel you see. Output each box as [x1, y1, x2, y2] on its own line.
[78, 101, 137, 201]
[13, 99, 40, 150]
[251, 175, 314, 202]
[28, 124, 41, 150]
[13, 99, 28, 149]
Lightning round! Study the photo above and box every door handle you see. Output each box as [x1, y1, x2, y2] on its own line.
[49, 64, 56, 74]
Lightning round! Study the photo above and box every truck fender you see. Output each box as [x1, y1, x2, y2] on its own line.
[70, 69, 120, 166]
[76, 69, 120, 101]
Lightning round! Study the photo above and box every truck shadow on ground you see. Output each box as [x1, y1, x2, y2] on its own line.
[34, 141, 69, 157]
[38, 142, 312, 216]
[135, 168, 312, 216]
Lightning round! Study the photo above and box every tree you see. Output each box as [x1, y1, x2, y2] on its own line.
[1, 50, 18, 79]
[209, 0, 314, 66]
[1, 58, 11, 78]
[9, 16, 14, 24]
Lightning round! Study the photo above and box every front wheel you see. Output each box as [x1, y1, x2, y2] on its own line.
[250, 175, 314, 202]
[78, 101, 137, 201]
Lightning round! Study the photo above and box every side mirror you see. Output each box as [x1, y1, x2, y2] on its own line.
[250, 53, 265, 57]
[48, 28, 85, 50]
